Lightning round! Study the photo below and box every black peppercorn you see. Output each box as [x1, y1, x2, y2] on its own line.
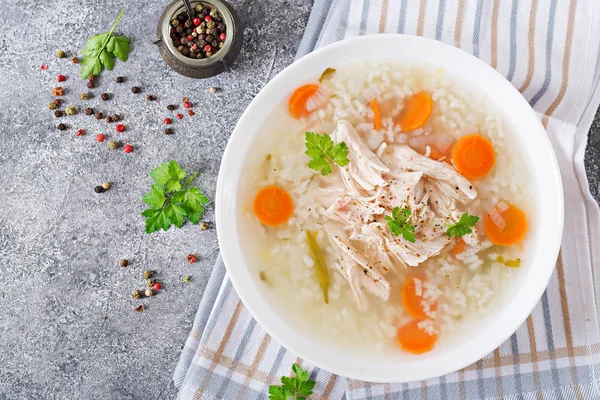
[206, 35, 214, 42]
[116, 76, 124, 83]
[101, 93, 110, 101]
[56, 123, 67, 130]
[87, 81, 95, 89]
[54, 110, 63, 118]
[111, 114, 120, 122]
[146, 94, 155, 101]
[95, 112, 104, 120]
[85, 107, 94, 116]
[94, 185, 105, 193]
[131, 86, 141, 94]
[53, 98, 62, 107]
[167, 104, 176, 111]
[164, 128, 173, 135]
[105, 116, 113, 123]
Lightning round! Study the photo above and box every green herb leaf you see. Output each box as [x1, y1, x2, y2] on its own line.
[183, 275, 192, 283]
[141, 161, 209, 234]
[446, 213, 480, 238]
[318, 67, 336, 83]
[79, 10, 129, 79]
[305, 132, 350, 176]
[385, 207, 416, 243]
[268, 364, 315, 400]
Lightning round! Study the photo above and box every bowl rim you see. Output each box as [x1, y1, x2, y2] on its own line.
[216, 33, 564, 383]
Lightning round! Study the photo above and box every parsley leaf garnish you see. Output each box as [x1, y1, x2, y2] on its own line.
[268, 364, 315, 400]
[385, 207, 416, 243]
[80, 10, 131, 79]
[445, 213, 480, 238]
[141, 161, 209, 234]
[305, 132, 350, 176]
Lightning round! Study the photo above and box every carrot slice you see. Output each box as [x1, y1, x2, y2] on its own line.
[396, 320, 438, 354]
[484, 203, 528, 246]
[288, 84, 319, 119]
[452, 238, 465, 256]
[253, 186, 294, 226]
[401, 277, 428, 320]
[451, 134, 496, 179]
[399, 92, 432, 131]
[371, 99, 381, 130]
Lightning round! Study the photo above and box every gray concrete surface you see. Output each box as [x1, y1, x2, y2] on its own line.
[0, 1, 599, 399]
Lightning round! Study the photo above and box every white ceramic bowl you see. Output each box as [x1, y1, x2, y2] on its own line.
[216, 34, 563, 383]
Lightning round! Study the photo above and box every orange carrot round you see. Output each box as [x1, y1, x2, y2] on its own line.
[484, 204, 528, 246]
[288, 84, 319, 119]
[452, 238, 465, 256]
[399, 92, 432, 131]
[371, 99, 381, 130]
[401, 277, 429, 320]
[396, 320, 438, 354]
[451, 134, 496, 179]
[253, 186, 294, 226]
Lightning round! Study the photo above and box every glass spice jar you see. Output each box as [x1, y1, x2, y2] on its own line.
[155, 0, 243, 78]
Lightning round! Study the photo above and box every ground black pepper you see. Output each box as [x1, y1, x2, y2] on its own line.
[131, 86, 141, 94]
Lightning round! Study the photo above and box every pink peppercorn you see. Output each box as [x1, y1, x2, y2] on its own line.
[220, 33, 226, 41]
[96, 134, 105, 142]
[193, 17, 201, 26]
[115, 124, 125, 133]
[204, 15, 212, 22]
[153, 282, 161, 291]
[203, 45, 212, 53]
[57, 75, 66, 82]
[183, 101, 192, 109]
[177, 113, 183, 119]
[164, 118, 172, 125]
[187, 35, 194, 41]
[76, 129, 85, 136]
[124, 144, 133, 153]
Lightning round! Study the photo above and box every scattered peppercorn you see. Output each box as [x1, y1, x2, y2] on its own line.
[102, 182, 111, 190]
[145, 289, 153, 297]
[167, 104, 176, 111]
[108, 140, 120, 150]
[146, 94, 155, 101]
[48, 102, 57, 110]
[53, 87, 65, 96]
[87, 81, 95, 89]
[87, 74, 95, 82]
[65, 106, 77, 116]
[209, 86, 217, 93]
[96, 133, 105, 142]
[119, 259, 128, 267]
[187, 254, 197, 263]
[153, 282, 161, 291]
[111, 114, 120, 122]
[57, 74, 66, 82]
[116, 76, 125, 83]
[164, 128, 173, 135]
[71, 56, 79, 64]
[183, 101, 192, 108]
[101, 92, 110, 101]
[94, 185, 105, 193]
[76, 129, 85, 137]
[95, 112, 104, 120]
[176, 113, 183, 119]
[187, 110, 195, 116]
[200, 221, 209, 231]
[164, 118, 172, 125]
[131, 86, 141, 94]
[106, 116, 113, 123]
[182, 97, 189, 102]
[41, 64, 48, 70]
[124, 144, 133, 153]
[56, 49, 65, 58]
[132, 290, 142, 299]
[85, 107, 94, 116]
[56, 123, 67, 131]
[80, 92, 90, 101]
[143, 270, 152, 279]
[146, 279, 155, 288]
[53, 99, 62, 107]
[135, 305, 144, 312]
[115, 124, 125, 133]
[54, 110, 63, 118]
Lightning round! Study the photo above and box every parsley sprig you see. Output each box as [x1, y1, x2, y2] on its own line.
[305, 132, 350, 176]
[80, 10, 131, 79]
[445, 213, 479, 238]
[385, 207, 416, 243]
[141, 161, 209, 234]
[268, 364, 315, 400]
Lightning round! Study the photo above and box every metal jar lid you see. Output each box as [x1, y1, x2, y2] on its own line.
[155, 0, 243, 79]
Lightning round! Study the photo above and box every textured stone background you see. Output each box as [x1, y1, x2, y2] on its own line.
[0, 0, 598, 399]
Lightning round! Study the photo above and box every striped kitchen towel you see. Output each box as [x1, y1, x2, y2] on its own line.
[174, 0, 600, 398]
